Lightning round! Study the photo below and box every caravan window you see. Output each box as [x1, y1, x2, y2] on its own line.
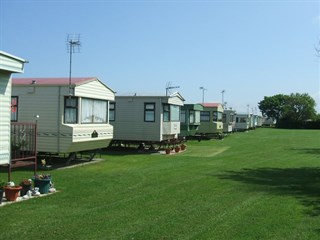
[222, 113, 227, 123]
[213, 111, 223, 122]
[109, 102, 115, 121]
[170, 105, 180, 122]
[163, 104, 170, 122]
[81, 98, 107, 123]
[236, 117, 247, 123]
[200, 111, 210, 122]
[144, 103, 155, 122]
[164, 104, 180, 122]
[195, 111, 200, 123]
[64, 97, 78, 124]
[11, 96, 18, 122]
[189, 110, 195, 123]
[180, 110, 186, 123]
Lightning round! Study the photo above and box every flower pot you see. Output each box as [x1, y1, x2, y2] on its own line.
[33, 179, 51, 194]
[174, 146, 180, 153]
[20, 185, 32, 196]
[4, 186, 22, 201]
[181, 144, 186, 151]
[165, 149, 171, 154]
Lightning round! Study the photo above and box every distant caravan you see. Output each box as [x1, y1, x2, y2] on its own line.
[110, 92, 185, 149]
[223, 109, 236, 134]
[179, 104, 203, 138]
[196, 103, 224, 139]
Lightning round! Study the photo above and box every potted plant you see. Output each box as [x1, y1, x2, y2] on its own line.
[174, 145, 181, 153]
[0, 180, 6, 204]
[32, 174, 52, 194]
[20, 179, 32, 196]
[4, 182, 22, 201]
[181, 143, 187, 151]
[165, 148, 171, 154]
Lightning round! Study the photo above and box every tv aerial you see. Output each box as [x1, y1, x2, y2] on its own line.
[66, 34, 81, 96]
[166, 82, 180, 96]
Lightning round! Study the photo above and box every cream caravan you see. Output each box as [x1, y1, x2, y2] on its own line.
[12, 77, 115, 157]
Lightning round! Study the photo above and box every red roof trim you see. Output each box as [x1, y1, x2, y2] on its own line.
[202, 103, 222, 107]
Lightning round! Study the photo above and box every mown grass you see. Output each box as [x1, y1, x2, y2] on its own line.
[1, 128, 320, 239]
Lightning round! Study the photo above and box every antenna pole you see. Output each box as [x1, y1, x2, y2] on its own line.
[67, 34, 81, 97]
[200, 87, 207, 104]
[165, 82, 180, 96]
[221, 89, 225, 108]
[69, 48, 73, 96]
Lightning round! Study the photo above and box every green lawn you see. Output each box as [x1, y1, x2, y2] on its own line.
[1, 128, 320, 239]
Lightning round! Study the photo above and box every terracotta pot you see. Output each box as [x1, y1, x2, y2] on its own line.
[4, 186, 22, 201]
[165, 149, 171, 154]
[174, 146, 180, 153]
[181, 144, 186, 151]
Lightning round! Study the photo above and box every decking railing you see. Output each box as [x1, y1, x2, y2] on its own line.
[9, 122, 37, 180]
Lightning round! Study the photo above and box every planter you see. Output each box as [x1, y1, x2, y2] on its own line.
[33, 178, 51, 194]
[20, 185, 32, 196]
[165, 148, 171, 154]
[181, 144, 186, 151]
[4, 186, 22, 201]
[0, 189, 3, 204]
[174, 146, 180, 153]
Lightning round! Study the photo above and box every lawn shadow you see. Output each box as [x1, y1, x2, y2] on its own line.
[218, 167, 320, 217]
[290, 148, 320, 155]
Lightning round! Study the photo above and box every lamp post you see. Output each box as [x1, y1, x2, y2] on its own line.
[199, 87, 207, 104]
[221, 89, 225, 108]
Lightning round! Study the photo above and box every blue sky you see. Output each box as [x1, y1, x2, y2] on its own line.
[1, 0, 319, 113]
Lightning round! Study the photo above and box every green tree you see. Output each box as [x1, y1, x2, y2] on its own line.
[258, 94, 288, 122]
[258, 93, 317, 128]
[282, 93, 316, 122]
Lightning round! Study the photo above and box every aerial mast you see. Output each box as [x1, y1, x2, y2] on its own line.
[66, 34, 81, 97]
[166, 82, 180, 96]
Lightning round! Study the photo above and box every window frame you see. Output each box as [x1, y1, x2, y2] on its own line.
[163, 104, 170, 122]
[11, 96, 18, 122]
[81, 97, 108, 124]
[144, 102, 155, 122]
[200, 111, 210, 122]
[109, 102, 115, 122]
[64, 96, 78, 124]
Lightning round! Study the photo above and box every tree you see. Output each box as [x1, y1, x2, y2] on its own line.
[258, 93, 317, 128]
[282, 93, 316, 122]
[258, 94, 288, 122]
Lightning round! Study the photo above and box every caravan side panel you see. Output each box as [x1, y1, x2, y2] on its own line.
[12, 85, 66, 153]
[0, 72, 11, 164]
[112, 97, 161, 142]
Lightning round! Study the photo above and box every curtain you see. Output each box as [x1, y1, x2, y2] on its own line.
[81, 98, 107, 123]
[81, 98, 93, 123]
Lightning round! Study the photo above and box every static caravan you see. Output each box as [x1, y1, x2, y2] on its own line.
[235, 113, 252, 131]
[253, 114, 263, 128]
[179, 104, 203, 138]
[111, 92, 185, 145]
[0, 51, 26, 167]
[223, 109, 236, 133]
[12, 77, 115, 156]
[262, 117, 276, 126]
[197, 103, 224, 138]
[257, 115, 263, 127]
